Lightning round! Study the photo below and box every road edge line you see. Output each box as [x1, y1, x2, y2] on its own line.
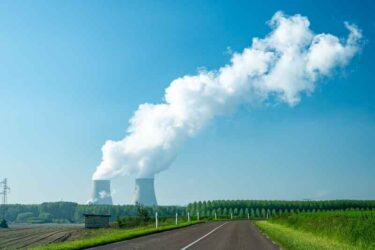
[180, 222, 229, 250]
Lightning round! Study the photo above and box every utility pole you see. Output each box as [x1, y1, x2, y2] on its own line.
[0, 179, 10, 219]
[0, 178, 10, 227]
[155, 212, 158, 229]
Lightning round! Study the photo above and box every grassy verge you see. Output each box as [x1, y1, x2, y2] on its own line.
[33, 221, 201, 250]
[270, 211, 375, 246]
[256, 210, 375, 250]
[256, 221, 360, 250]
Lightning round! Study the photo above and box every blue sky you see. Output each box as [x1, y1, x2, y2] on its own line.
[0, 0, 374, 205]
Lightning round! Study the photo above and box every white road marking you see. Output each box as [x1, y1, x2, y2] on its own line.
[180, 222, 229, 250]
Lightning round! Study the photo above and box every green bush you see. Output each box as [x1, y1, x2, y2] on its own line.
[52, 218, 71, 224]
[16, 212, 35, 223]
[0, 219, 8, 228]
[38, 212, 53, 223]
[29, 217, 48, 224]
[39, 202, 77, 222]
[116, 203, 152, 228]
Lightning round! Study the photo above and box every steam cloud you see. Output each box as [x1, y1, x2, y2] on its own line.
[93, 12, 361, 180]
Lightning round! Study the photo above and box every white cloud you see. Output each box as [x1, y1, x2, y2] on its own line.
[93, 11, 362, 180]
[306, 22, 361, 78]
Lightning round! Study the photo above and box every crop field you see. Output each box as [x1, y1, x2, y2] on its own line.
[0, 224, 87, 249]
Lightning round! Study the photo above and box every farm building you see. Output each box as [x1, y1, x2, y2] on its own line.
[83, 214, 111, 228]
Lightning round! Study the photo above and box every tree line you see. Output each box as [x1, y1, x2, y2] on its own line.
[3, 200, 374, 223]
[3, 202, 185, 223]
[186, 200, 375, 219]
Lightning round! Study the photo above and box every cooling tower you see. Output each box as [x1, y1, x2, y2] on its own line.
[134, 178, 157, 206]
[91, 180, 113, 205]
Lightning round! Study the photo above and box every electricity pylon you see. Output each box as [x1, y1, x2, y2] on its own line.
[0, 178, 10, 221]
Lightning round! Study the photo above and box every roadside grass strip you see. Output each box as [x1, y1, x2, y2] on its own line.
[256, 221, 366, 250]
[32, 221, 201, 250]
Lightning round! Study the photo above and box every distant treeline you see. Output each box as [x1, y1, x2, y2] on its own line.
[3, 200, 374, 223]
[186, 200, 375, 219]
[3, 202, 185, 224]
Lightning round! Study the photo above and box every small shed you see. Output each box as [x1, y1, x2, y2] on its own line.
[83, 213, 111, 228]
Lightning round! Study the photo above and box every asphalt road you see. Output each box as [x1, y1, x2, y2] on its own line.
[90, 221, 279, 250]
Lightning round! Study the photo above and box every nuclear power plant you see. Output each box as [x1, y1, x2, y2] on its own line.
[89, 178, 158, 206]
[91, 180, 113, 205]
[134, 178, 157, 206]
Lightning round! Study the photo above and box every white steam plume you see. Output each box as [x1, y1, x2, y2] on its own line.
[93, 11, 361, 180]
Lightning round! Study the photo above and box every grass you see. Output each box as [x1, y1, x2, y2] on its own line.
[256, 210, 375, 250]
[257, 221, 360, 250]
[33, 221, 201, 250]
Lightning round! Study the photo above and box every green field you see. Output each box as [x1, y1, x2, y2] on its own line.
[256, 211, 375, 250]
